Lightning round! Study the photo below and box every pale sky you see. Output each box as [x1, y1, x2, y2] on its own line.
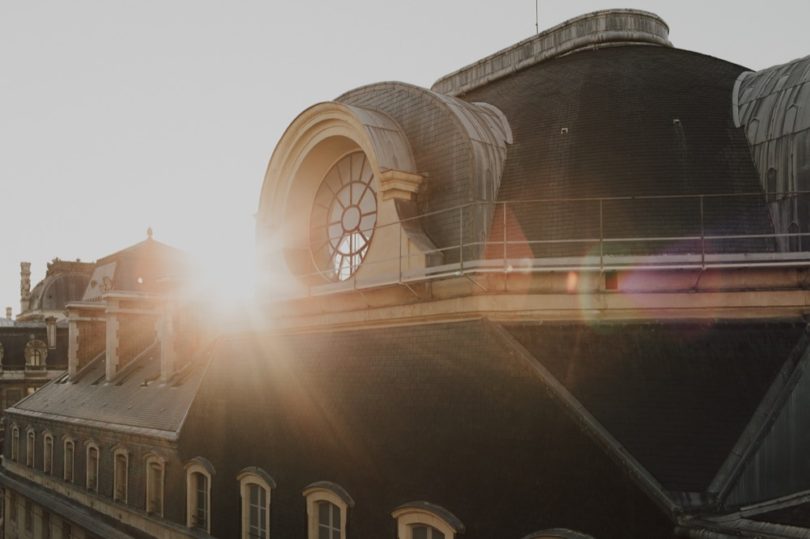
[1, 0, 809, 314]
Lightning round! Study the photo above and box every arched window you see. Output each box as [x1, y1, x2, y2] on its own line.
[85, 442, 99, 492]
[145, 454, 166, 517]
[238, 467, 276, 539]
[10, 424, 19, 462]
[113, 448, 129, 503]
[303, 481, 354, 539]
[43, 431, 54, 474]
[185, 457, 214, 532]
[63, 437, 75, 482]
[25, 427, 35, 468]
[392, 502, 465, 539]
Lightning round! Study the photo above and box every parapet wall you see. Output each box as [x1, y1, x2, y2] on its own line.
[431, 9, 671, 96]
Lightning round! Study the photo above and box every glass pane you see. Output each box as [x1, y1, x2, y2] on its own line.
[412, 526, 429, 539]
[318, 501, 331, 525]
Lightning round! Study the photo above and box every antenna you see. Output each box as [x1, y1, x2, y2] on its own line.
[535, 0, 539, 35]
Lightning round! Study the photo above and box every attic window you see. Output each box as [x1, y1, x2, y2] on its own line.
[309, 151, 378, 282]
[392, 502, 465, 539]
[303, 481, 355, 539]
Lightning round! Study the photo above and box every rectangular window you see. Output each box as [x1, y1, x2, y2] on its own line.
[318, 501, 341, 539]
[43, 510, 51, 539]
[193, 473, 208, 529]
[62, 521, 72, 539]
[248, 484, 268, 538]
[9, 492, 16, 523]
[25, 499, 32, 531]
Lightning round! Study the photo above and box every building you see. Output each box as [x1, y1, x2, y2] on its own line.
[3, 8, 810, 539]
[0, 258, 93, 448]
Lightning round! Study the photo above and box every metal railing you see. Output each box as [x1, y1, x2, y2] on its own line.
[288, 191, 810, 297]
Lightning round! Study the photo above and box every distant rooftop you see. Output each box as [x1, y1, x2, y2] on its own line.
[431, 9, 671, 96]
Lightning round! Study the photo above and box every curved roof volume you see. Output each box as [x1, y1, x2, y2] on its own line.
[735, 55, 810, 249]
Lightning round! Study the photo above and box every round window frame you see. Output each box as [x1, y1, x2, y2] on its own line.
[309, 150, 378, 282]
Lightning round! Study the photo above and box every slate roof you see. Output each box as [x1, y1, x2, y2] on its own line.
[461, 45, 774, 256]
[9, 340, 206, 436]
[27, 272, 91, 313]
[179, 320, 675, 538]
[505, 320, 807, 492]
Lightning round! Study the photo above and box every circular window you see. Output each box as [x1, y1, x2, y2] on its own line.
[310, 151, 377, 281]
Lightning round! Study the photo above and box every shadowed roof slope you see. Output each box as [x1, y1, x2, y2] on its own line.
[505, 321, 807, 492]
[460, 45, 773, 256]
[179, 320, 673, 539]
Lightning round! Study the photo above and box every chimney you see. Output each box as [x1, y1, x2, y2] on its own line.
[5, 307, 11, 320]
[20, 262, 31, 313]
[46, 316, 57, 349]
[105, 299, 120, 382]
[158, 304, 176, 383]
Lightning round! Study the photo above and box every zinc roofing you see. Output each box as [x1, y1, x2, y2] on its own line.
[505, 320, 807, 493]
[9, 340, 206, 436]
[461, 45, 774, 256]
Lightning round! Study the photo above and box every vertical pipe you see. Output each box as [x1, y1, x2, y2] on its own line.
[501, 202, 509, 269]
[459, 205, 464, 273]
[700, 195, 705, 268]
[599, 198, 605, 272]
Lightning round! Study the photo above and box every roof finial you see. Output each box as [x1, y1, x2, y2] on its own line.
[147, 226, 154, 240]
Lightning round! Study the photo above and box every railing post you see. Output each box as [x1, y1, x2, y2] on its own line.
[502, 201, 508, 270]
[700, 195, 706, 269]
[599, 198, 605, 272]
[459, 205, 464, 273]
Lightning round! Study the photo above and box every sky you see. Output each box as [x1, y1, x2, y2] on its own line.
[1, 0, 809, 314]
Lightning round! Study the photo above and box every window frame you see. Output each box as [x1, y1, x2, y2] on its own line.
[25, 426, 36, 468]
[184, 457, 215, 533]
[303, 481, 354, 539]
[10, 424, 19, 462]
[237, 467, 276, 539]
[145, 453, 167, 517]
[113, 447, 129, 504]
[391, 502, 464, 539]
[85, 441, 100, 492]
[43, 431, 54, 474]
[62, 436, 75, 483]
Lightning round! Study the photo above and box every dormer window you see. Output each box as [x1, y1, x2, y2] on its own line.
[309, 151, 377, 281]
[185, 457, 214, 533]
[238, 467, 276, 539]
[392, 502, 465, 539]
[24, 339, 47, 369]
[303, 481, 355, 539]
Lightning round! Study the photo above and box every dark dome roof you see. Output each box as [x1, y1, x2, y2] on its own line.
[460, 45, 772, 255]
[29, 272, 90, 312]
